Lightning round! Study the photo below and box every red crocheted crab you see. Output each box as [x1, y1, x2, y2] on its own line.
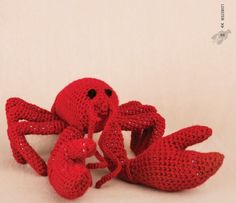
[6, 78, 224, 199]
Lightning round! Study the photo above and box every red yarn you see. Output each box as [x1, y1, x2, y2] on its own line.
[5, 78, 224, 199]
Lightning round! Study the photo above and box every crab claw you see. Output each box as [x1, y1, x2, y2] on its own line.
[48, 138, 96, 199]
[128, 126, 224, 191]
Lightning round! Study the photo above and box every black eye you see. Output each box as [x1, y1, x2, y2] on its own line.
[105, 89, 112, 97]
[87, 89, 96, 99]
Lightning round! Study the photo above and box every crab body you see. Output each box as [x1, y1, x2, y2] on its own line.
[6, 78, 224, 199]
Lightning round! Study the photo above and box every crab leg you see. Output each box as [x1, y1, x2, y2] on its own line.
[6, 97, 66, 175]
[6, 97, 58, 123]
[94, 121, 128, 188]
[118, 101, 165, 155]
[118, 101, 157, 115]
[91, 102, 166, 188]
[8, 121, 66, 175]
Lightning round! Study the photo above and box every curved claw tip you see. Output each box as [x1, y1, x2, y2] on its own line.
[95, 181, 102, 189]
[174, 152, 224, 191]
[212, 152, 224, 169]
[196, 152, 224, 179]
[206, 127, 212, 136]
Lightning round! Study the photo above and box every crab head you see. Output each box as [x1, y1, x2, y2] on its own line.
[52, 78, 119, 138]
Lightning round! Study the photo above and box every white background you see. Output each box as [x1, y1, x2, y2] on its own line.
[0, 1, 236, 203]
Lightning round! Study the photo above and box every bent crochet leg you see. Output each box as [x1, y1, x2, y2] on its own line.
[8, 121, 65, 175]
[118, 101, 165, 155]
[6, 97, 66, 175]
[6, 97, 58, 123]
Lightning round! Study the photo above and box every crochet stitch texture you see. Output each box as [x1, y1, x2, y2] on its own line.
[6, 78, 224, 199]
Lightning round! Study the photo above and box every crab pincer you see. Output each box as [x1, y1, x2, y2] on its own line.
[48, 136, 96, 199]
[128, 126, 224, 191]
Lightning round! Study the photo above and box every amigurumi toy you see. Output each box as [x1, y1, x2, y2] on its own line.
[6, 78, 224, 199]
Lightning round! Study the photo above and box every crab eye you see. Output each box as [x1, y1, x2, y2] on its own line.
[87, 89, 96, 99]
[105, 89, 112, 97]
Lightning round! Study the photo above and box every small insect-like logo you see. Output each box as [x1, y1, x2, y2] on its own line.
[212, 29, 231, 45]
